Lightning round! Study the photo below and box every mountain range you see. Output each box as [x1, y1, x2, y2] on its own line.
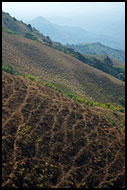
[26, 16, 125, 50]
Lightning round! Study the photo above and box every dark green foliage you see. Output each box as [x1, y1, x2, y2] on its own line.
[2, 65, 24, 76]
[66, 93, 76, 100]
[27, 24, 32, 31]
[47, 36, 50, 40]
[2, 66, 14, 74]
[80, 55, 125, 82]
[112, 65, 125, 81]
[13, 17, 17, 21]
[118, 97, 125, 107]
[25, 32, 38, 40]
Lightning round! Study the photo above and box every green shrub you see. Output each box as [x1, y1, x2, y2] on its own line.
[66, 93, 76, 100]
[27, 24, 32, 31]
[2, 66, 14, 74]
[100, 103, 125, 113]
[18, 124, 32, 135]
[2, 27, 18, 35]
[25, 32, 38, 40]
[65, 93, 124, 113]
[43, 82, 62, 93]
[76, 97, 93, 106]
[24, 73, 40, 82]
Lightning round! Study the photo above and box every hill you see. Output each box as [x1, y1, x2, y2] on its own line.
[2, 11, 54, 46]
[2, 71, 125, 188]
[2, 11, 125, 83]
[2, 32, 125, 106]
[67, 42, 125, 64]
[48, 15, 125, 50]
[27, 16, 124, 50]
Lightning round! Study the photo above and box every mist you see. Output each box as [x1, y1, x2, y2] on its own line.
[2, 2, 125, 49]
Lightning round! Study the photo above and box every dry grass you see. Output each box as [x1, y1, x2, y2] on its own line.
[2, 71, 125, 188]
[2, 32, 125, 105]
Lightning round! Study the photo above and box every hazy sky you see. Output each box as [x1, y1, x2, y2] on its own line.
[2, 2, 125, 20]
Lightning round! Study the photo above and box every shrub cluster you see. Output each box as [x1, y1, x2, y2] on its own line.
[2, 66, 14, 74]
[25, 32, 38, 40]
[24, 73, 40, 82]
[65, 93, 125, 113]
[43, 82, 62, 93]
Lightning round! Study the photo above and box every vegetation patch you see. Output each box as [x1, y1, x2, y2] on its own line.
[18, 124, 33, 135]
[2, 67, 125, 113]
[67, 43, 125, 64]
[25, 32, 38, 40]
[64, 92, 125, 113]
[24, 73, 40, 82]
[43, 82, 62, 93]
[2, 65, 23, 76]
[2, 66, 14, 74]
[2, 27, 18, 35]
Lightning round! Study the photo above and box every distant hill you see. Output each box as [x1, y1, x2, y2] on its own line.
[48, 15, 125, 50]
[26, 16, 124, 50]
[67, 42, 125, 64]
[2, 71, 125, 188]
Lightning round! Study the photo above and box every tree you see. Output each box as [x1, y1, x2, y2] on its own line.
[28, 24, 32, 31]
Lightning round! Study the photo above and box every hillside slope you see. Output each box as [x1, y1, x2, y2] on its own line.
[2, 32, 125, 105]
[2, 11, 125, 82]
[67, 42, 125, 64]
[2, 71, 125, 188]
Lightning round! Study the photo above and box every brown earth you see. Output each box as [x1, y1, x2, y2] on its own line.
[2, 32, 125, 105]
[2, 71, 125, 188]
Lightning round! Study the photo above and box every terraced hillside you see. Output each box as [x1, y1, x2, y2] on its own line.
[2, 71, 125, 188]
[2, 32, 125, 105]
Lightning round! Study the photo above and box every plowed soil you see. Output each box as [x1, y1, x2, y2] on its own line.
[2, 32, 125, 105]
[2, 71, 125, 188]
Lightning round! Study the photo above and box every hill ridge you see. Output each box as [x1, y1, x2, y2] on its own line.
[2, 71, 125, 188]
[2, 11, 125, 82]
[67, 42, 125, 64]
[2, 32, 125, 106]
